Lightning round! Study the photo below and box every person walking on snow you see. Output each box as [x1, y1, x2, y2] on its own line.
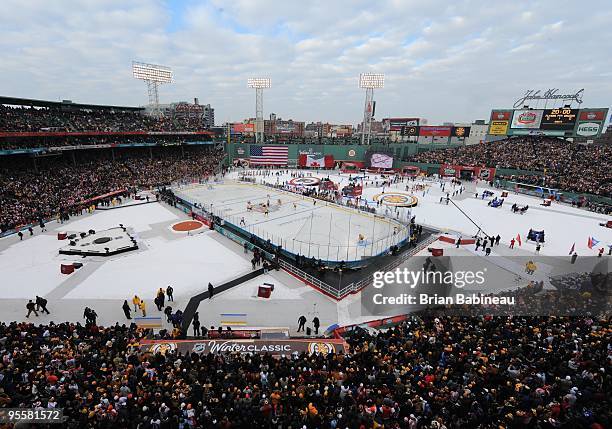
[26, 300, 38, 318]
[132, 295, 141, 312]
[122, 300, 132, 319]
[297, 315, 307, 332]
[193, 312, 201, 337]
[154, 295, 163, 312]
[139, 300, 146, 317]
[35, 296, 50, 315]
[312, 317, 320, 335]
[164, 305, 173, 322]
[166, 286, 174, 302]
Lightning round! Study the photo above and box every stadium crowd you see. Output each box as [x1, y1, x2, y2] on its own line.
[0, 295, 609, 429]
[0, 105, 208, 133]
[408, 137, 612, 198]
[0, 135, 213, 150]
[0, 147, 224, 232]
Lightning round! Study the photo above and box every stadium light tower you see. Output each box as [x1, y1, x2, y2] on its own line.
[247, 77, 271, 144]
[132, 61, 173, 117]
[359, 73, 384, 145]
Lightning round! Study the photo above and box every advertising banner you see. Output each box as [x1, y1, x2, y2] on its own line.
[232, 123, 255, 133]
[540, 108, 578, 130]
[451, 126, 471, 137]
[575, 122, 601, 137]
[490, 110, 512, 121]
[369, 153, 394, 169]
[489, 120, 509, 135]
[419, 126, 452, 137]
[388, 118, 419, 131]
[510, 129, 566, 137]
[140, 339, 348, 356]
[579, 109, 608, 121]
[401, 126, 419, 136]
[511, 109, 543, 129]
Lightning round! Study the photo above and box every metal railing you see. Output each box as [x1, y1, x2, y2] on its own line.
[277, 259, 340, 298]
[277, 234, 439, 300]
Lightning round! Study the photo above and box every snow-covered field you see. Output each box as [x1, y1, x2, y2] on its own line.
[0, 235, 72, 298]
[0, 168, 609, 330]
[58, 203, 178, 233]
[63, 232, 252, 300]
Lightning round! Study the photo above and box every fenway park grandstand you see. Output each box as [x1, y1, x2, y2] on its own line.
[1, 1, 612, 424]
[0, 92, 610, 428]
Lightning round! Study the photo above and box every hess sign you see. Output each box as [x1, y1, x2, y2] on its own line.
[540, 108, 578, 130]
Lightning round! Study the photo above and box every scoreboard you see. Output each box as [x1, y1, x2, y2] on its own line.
[540, 108, 578, 130]
[488, 107, 608, 138]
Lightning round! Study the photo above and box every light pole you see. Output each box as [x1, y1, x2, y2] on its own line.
[247, 78, 271, 144]
[359, 73, 384, 145]
[132, 61, 173, 117]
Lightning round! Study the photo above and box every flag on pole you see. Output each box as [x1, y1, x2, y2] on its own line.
[569, 243, 575, 255]
[516, 233, 522, 246]
[587, 236, 599, 249]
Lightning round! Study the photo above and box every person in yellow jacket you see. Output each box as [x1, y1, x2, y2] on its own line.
[525, 261, 537, 275]
[139, 300, 146, 317]
[132, 295, 141, 312]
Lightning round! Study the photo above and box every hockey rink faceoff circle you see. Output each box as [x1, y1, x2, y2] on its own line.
[170, 220, 205, 233]
[372, 192, 418, 207]
[288, 177, 321, 186]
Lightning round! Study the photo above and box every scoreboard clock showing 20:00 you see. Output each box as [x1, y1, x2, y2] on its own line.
[540, 108, 579, 130]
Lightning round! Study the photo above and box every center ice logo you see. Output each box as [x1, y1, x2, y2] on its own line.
[289, 177, 321, 186]
[373, 192, 418, 207]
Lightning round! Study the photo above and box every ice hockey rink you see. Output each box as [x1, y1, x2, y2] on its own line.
[174, 181, 410, 261]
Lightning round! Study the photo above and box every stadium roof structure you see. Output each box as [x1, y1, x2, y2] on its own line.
[0, 95, 144, 112]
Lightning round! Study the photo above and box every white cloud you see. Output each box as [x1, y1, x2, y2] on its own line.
[0, 0, 610, 124]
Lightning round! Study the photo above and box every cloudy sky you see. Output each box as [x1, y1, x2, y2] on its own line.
[1, 0, 611, 125]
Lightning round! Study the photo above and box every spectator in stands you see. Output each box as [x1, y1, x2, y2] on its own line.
[408, 136, 612, 199]
[0, 289, 609, 429]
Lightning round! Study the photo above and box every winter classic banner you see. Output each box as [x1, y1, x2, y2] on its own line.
[139, 338, 348, 356]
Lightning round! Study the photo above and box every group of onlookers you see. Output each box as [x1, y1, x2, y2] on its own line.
[0, 147, 224, 232]
[408, 137, 612, 197]
[0, 288, 608, 428]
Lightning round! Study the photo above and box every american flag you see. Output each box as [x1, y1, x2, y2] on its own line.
[249, 145, 288, 165]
